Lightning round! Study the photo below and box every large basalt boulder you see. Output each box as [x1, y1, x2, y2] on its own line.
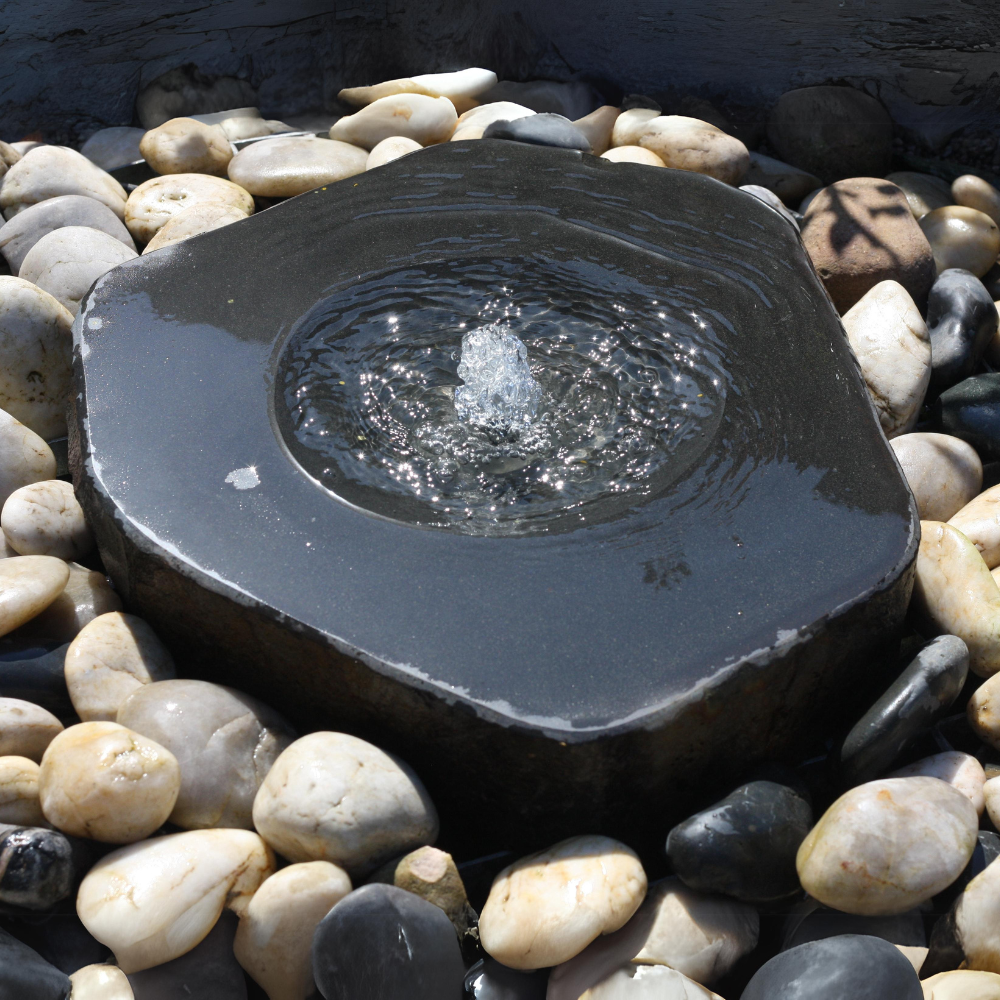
[69, 141, 917, 852]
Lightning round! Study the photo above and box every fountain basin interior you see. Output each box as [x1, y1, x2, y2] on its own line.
[70, 141, 917, 849]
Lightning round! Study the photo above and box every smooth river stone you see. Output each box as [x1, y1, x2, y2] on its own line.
[887, 171, 954, 219]
[77, 828, 274, 973]
[252, 730, 436, 874]
[479, 835, 647, 970]
[340, 68, 497, 115]
[835, 635, 970, 785]
[841, 279, 930, 436]
[610, 108, 660, 147]
[234, 861, 351, 1000]
[954, 174, 1000, 227]
[0, 195, 136, 273]
[666, 779, 812, 902]
[934, 373, 1000, 461]
[119, 678, 294, 829]
[743, 151, 821, 205]
[934, 830, 1000, 916]
[366, 136, 422, 170]
[38, 721, 180, 843]
[0, 926, 71, 1000]
[124, 174, 253, 244]
[65, 612, 175, 722]
[923, 971, 1000, 1000]
[18, 226, 137, 316]
[0, 557, 70, 639]
[228, 136, 367, 197]
[329, 94, 457, 150]
[2, 479, 92, 560]
[927, 268, 999, 397]
[573, 106, 620, 156]
[452, 102, 535, 139]
[80, 125, 146, 171]
[0, 146, 127, 220]
[69, 964, 133, 1000]
[911, 521, 1000, 677]
[580, 965, 720, 999]
[742, 935, 921, 1000]
[981, 776, 1000, 828]
[547, 877, 757, 1000]
[0, 821, 77, 909]
[0, 276, 73, 439]
[0, 407, 55, 507]
[952, 485, 1000, 567]
[797, 776, 978, 915]
[965, 671, 1000, 752]
[600, 147, 665, 167]
[0, 696, 62, 760]
[920, 206, 1000, 278]
[0, 754, 44, 825]
[483, 114, 591, 151]
[142, 202, 248, 254]
[891, 751, 986, 815]
[139, 117, 232, 177]
[465, 958, 548, 999]
[312, 883, 465, 1000]
[890, 433, 983, 521]
[802, 177, 936, 312]
[632, 116, 748, 185]
[782, 897, 926, 957]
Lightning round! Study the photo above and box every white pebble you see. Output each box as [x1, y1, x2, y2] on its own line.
[2, 479, 92, 560]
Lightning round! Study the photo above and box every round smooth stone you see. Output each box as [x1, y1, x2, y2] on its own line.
[77, 828, 274, 973]
[923, 970, 1000, 1000]
[666, 779, 812, 902]
[0, 146, 127, 220]
[233, 861, 351, 1000]
[0, 407, 55, 508]
[139, 117, 233, 176]
[0, 821, 77, 910]
[0, 697, 62, 760]
[577, 964, 720, 999]
[610, 108, 660, 147]
[0, 141, 22, 176]
[366, 136, 422, 169]
[934, 373, 1000, 462]
[0, 195, 136, 273]
[312, 883, 465, 1000]
[920, 206, 1000, 278]
[890, 433, 982, 521]
[633, 116, 748, 185]
[329, 94, 458, 150]
[124, 174, 253, 244]
[0, 557, 70, 640]
[2, 479, 93, 560]
[887, 171, 953, 219]
[742, 151, 821, 205]
[65, 612, 175, 722]
[954, 174, 1000, 226]
[0, 926, 71, 1000]
[951, 484, 1000, 567]
[841, 279, 930, 436]
[797, 776, 978, 915]
[39, 721, 181, 843]
[0, 276, 73, 439]
[465, 958, 548, 999]
[69, 963, 134, 1000]
[981, 776, 1000, 828]
[935, 829, 1000, 915]
[142, 202, 249, 254]
[911, 521, 1000, 678]
[0, 754, 43, 825]
[227, 136, 367, 197]
[966, 672, 1000, 751]
[479, 835, 647, 969]
[339, 67, 498, 115]
[452, 102, 536, 138]
[80, 125, 146, 171]
[119, 678, 294, 830]
[483, 114, 591, 151]
[891, 751, 986, 814]
[742, 935, 921, 1000]
[836, 635, 970, 785]
[251, 730, 437, 875]
[782, 898, 926, 955]
[573, 106, 620, 157]
[600, 146, 665, 167]
[18, 226, 138, 316]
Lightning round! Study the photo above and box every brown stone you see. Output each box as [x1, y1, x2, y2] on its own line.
[801, 178, 936, 313]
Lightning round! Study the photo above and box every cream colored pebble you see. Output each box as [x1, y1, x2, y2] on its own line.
[452, 101, 535, 135]
[922, 969, 1000, 1000]
[954, 174, 1000, 227]
[919, 205, 1000, 278]
[600, 146, 666, 167]
[611, 108, 660, 147]
[967, 675, 1000, 753]
[125, 173, 254, 244]
[139, 117, 233, 176]
[339, 68, 497, 115]
[574, 106, 621, 157]
[983, 775, 1000, 829]
[0, 408, 56, 508]
[329, 94, 457, 150]
[366, 136, 422, 169]
[68, 964, 134, 1000]
[1, 479, 92, 560]
[0, 755, 44, 825]
[890, 751, 986, 814]
[142, 202, 248, 254]
[0, 555, 70, 638]
[0, 697, 62, 761]
[637, 116, 750, 185]
[891, 433, 982, 521]
[227, 136, 368, 197]
[39, 721, 181, 843]
[951, 485, 1000, 569]
[886, 171, 952, 219]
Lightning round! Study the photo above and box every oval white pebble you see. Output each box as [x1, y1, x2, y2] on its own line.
[0, 755, 44, 825]
[0, 697, 63, 761]
[366, 135, 422, 169]
[227, 136, 367, 197]
[2, 479, 92, 560]
[891, 433, 983, 522]
[0, 555, 70, 638]
[329, 94, 458, 150]
[139, 117, 233, 177]
[0, 407, 56, 508]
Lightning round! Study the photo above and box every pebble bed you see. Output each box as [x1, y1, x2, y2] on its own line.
[1, 64, 1000, 1000]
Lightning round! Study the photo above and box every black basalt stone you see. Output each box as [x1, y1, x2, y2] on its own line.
[927, 269, 999, 397]
[312, 884, 464, 1000]
[70, 140, 917, 850]
[464, 958, 548, 999]
[1, 901, 111, 974]
[0, 823, 78, 911]
[834, 634, 969, 786]
[0, 925, 70, 1000]
[934, 372, 1000, 461]
[741, 935, 922, 1000]
[482, 114, 592, 151]
[665, 779, 813, 902]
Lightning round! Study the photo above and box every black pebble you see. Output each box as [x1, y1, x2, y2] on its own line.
[464, 958, 548, 999]
[482, 115, 592, 152]
[665, 779, 813, 902]
[312, 884, 465, 1000]
[741, 934, 922, 1000]
[783, 902, 925, 951]
[835, 634, 969, 786]
[0, 645, 73, 719]
[0, 924, 70, 999]
[620, 94, 662, 112]
[934, 372, 1000, 461]
[0, 901, 110, 973]
[927, 268, 999, 397]
[0, 823, 78, 911]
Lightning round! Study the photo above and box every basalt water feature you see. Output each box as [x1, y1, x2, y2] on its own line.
[69, 140, 918, 850]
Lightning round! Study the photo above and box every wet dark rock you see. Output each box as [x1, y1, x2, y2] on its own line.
[741, 935, 922, 1000]
[483, 114, 591, 151]
[0, 645, 73, 719]
[620, 94, 661, 112]
[0, 925, 70, 999]
[0, 823, 78, 911]
[464, 958, 548, 999]
[835, 635, 969, 786]
[934, 373, 1000, 461]
[782, 900, 925, 951]
[665, 779, 813, 902]
[128, 911, 246, 1000]
[928, 269, 999, 397]
[1, 902, 110, 973]
[312, 884, 464, 1000]
[767, 86, 893, 184]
